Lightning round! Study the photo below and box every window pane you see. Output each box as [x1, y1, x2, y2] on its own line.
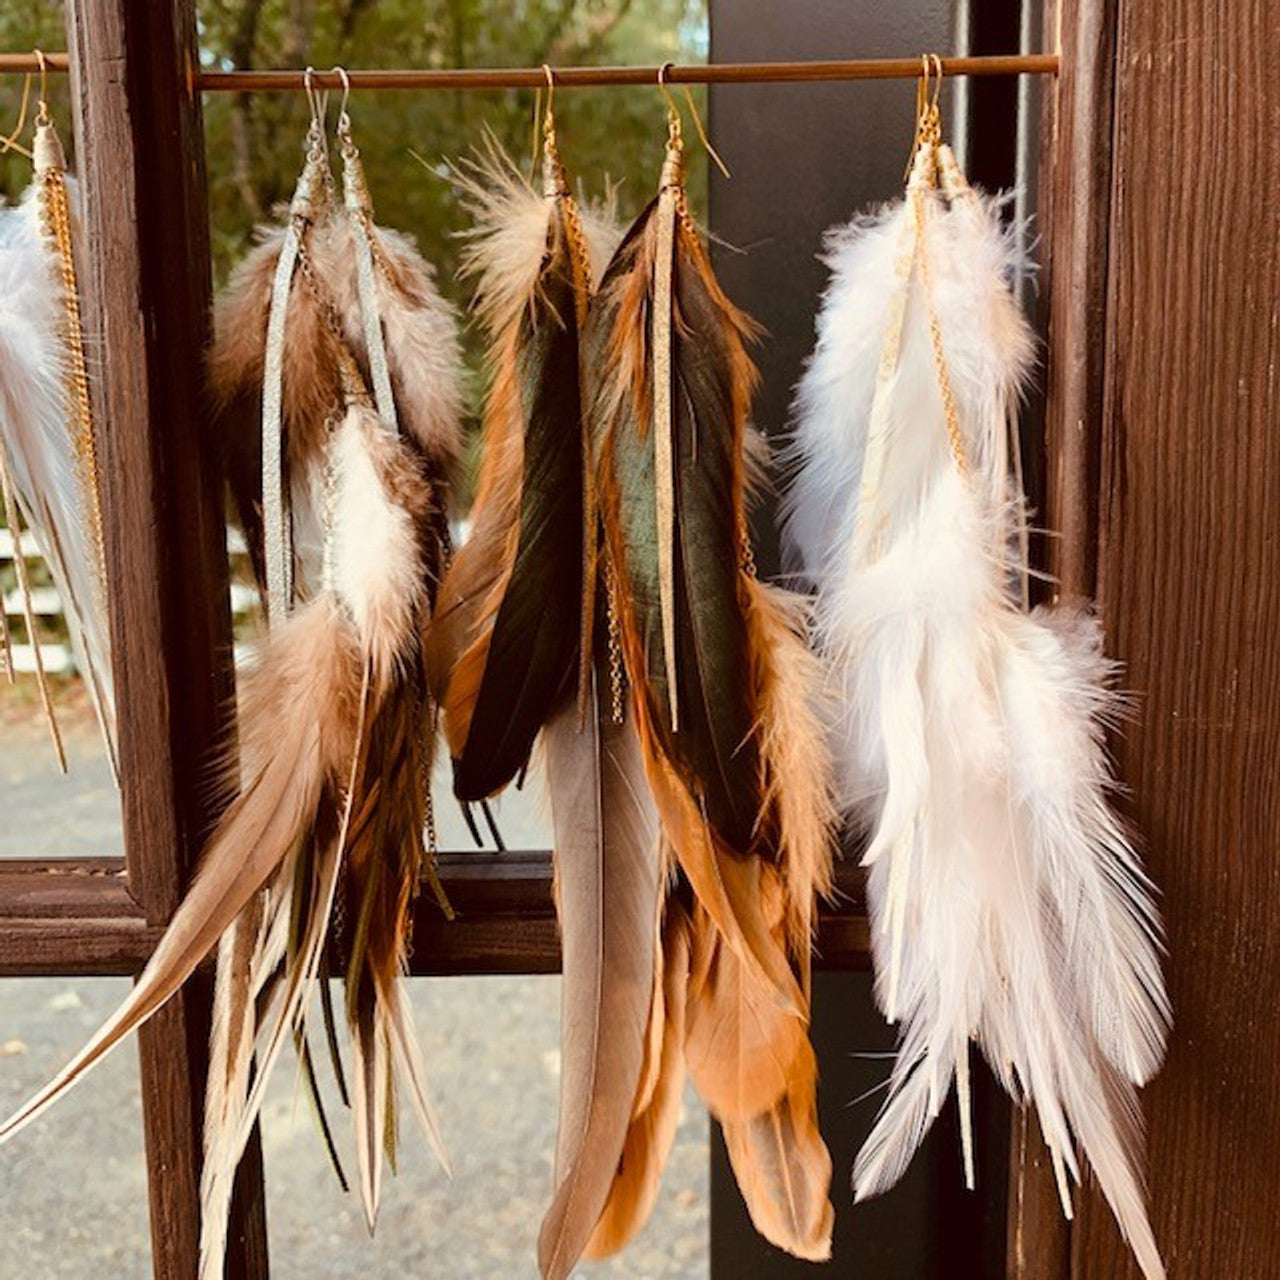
[0, 978, 151, 1275]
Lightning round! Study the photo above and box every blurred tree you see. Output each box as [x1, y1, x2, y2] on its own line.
[197, 0, 707, 287]
[2, 0, 708, 445]
[0, 4, 72, 199]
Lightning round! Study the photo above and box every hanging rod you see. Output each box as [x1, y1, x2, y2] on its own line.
[0, 53, 1058, 87]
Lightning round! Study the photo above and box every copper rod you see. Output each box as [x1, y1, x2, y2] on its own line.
[0, 51, 1058, 86]
[195, 54, 1058, 91]
[0, 52, 70, 73]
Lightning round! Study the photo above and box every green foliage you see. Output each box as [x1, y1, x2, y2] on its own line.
[199, 0, 708, 291]
[0, 3, 72, 199]
[1, 1, 709, 464]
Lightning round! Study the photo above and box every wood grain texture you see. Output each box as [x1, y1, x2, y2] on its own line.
[1007, 3, 1120, 1276]
[0, 855, 871, 977]
[1040, 0, 1119, 602]
[1073, 0, 1280, 1275]
[63, 1, 266, 1275]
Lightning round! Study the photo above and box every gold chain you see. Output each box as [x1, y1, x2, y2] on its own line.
[604, 555, 625, 724]
[912, 183, 968, 478]
[38, 167, 107, 600]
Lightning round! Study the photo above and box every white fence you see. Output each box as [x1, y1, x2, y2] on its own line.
[1, 525, 258, 679]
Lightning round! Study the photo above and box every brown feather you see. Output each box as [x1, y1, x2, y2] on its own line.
[426, 314, 525, 745]
[208, 225, 342, 583]
[427, 151, 617, 795]
[0, 596, 362, 1145]
[584, 144, 838, 1265]
[588, 199, 802, 1017]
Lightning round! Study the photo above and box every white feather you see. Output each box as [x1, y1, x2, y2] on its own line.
[330, 403, 425, 685]
[0, 181, 116, 765]
[785, 148, 1169, 1280]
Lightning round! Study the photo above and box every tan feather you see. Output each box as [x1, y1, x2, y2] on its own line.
[743, 575, 837, 951]
[641, 742, 805, 1019]
[0, 595, 362, 1145]
[683, 891, 807, 1122]
[583, 898, 692, 1260]
[328, 217, 465, 468]
[199, 894, 273, 1276]
[721, 1039, 834, 1263]
[537, 675, 662, 1280]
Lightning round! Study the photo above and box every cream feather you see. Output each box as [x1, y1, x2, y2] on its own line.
[0, 592, 362, 1147]
[0, 178, 116, 766]
[785, 141, 1168, 1279]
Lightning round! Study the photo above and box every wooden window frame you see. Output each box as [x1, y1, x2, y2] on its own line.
[0, 2, 1110, 1277]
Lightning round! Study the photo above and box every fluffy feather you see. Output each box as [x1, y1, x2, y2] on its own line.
[785, 140, 1168, 1278]
[0, 168, 115, 766]
[210, 211, 462, 593]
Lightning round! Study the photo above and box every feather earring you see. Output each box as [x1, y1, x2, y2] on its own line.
[0, 61, 114, 772]
[427, 86, 619, 802]
[584, 77, 836, 1263]
[784, 60, 1169, 1279]
[0, 79, 464, 1275]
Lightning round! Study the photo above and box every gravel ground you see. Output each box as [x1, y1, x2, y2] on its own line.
[0, 705, 709, 1278]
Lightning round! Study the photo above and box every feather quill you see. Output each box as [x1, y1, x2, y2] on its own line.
[785, 137, 1168, 1278]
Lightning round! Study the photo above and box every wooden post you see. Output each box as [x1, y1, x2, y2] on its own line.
[1072, 0, 1280, 1271]
[63, 2, 268, 1276]
[1007, 3, 1120, 1276]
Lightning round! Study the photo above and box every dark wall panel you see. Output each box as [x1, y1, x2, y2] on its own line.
[706, 4, 1011, 1277]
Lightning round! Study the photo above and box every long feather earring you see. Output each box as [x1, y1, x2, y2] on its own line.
[0, 61, 114, 772]
[427, 83, 620, 802]
[0, 80, 463, 1274]
[583, 78, 836, 1263]
[784, 60, 1169, 1279]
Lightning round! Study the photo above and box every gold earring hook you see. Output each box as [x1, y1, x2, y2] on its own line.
[0, 72, 34, 159]
[33, 49, 50, 127]
[541, 64, 556, 134]
[657, 62, 729, 179]
[906, 53, 944, 178]
[657, 61, 681, 143]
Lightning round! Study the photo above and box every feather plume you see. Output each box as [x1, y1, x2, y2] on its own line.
[428, 141, 619, 801]
[0, 135, 115, 768]
[585, 129, 836, 1261]
[0, 590, 362, 1148]
[785, 138, 1168, 1278]
[4, 141, 463, 1275]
